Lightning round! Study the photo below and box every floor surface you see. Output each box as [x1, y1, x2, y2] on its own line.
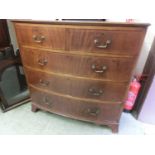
[0, 103, 155, 135]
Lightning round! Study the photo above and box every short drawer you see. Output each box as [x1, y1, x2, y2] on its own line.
[30, 87, 122, 123]
[68, 28, 145, 55]
[26, 68, 127, 102]
[15, 23, 65, 50]
[21, 48, 135, 82]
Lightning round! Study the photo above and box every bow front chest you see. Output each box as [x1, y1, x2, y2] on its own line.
[13, 20, 149, 133]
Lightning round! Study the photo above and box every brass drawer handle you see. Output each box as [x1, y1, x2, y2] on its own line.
[87, 108, 100, 116]
[39, 79, 49, 87]
[43, 96, 52, 105]
[33, 35, 45, 43]
[38, 59, 48, 66]
[94, 39, 111, 49]
[94, 33, 111, 49]
[88, 88, 103, 96]
[91, 64, 107, 73]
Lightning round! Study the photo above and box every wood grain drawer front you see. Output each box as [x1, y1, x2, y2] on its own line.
[25, 68, 127, 102]
[68, 28, 145, 55]
[15, 23, 65, 50]
[30, 87, 122, 123]
[21, 48, 135, 82]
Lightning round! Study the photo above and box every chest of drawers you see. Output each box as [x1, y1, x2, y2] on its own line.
[13, 20, 149, 133]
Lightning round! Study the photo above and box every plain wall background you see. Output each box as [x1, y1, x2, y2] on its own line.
[135, 20, 155, 74]
[7, 19, 155, 75]
[138, 75, 155, 124]
[7, 20, 18, 53]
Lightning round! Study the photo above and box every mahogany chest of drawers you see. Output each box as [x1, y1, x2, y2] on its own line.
[13, 20, 149, 133]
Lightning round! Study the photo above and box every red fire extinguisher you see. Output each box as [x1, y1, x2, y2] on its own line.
[124, 77, 141, 112]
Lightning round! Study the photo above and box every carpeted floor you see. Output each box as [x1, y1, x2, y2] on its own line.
[0, 103, 155, 135]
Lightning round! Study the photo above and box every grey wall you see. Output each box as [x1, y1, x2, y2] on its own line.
[7, 20, 18, 52]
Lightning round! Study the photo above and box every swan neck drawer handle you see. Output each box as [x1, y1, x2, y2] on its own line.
[94, 39, 111, 49]
[38, 59, 48, 66]
[86, 108, 100, 116]
[88, 88, 103, 96]
[43, 97, 52, 105]
[39, 79, 49, 87]
[33, 35, 45, 43]
[91, 64, 107, 73]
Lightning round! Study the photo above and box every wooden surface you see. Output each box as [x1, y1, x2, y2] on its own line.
[0, 20, 11, 48]
[12, 20, 150, 27]
[25, 67, 128, 103]
[21, 47, 135, 82]
[13, 20, 148, 133]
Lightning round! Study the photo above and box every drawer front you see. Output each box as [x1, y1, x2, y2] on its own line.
[30, 87, 122, 123]
[21, 48, 135, 82]
[25, 68, 128, 102]
[15, 23, 65, 50]
[68, 28, 145, 55]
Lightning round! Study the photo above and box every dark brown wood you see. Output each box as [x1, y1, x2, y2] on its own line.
[30, 86, 122, 125]
[31, 104, 39, 112]
[25, 67, 128, 102]
[20, 47, 135, 82]
[0, 20, 14, 58]
[13, 21, 148, 133]
[0, 19, 10, 48]
[108, 124, 119, 133]
[132, 37, 155, 117]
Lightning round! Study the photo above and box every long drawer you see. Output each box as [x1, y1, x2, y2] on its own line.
[21, 47, 135, 82]
[25, 67, 128, 102]
[30, 86, 122, 124]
